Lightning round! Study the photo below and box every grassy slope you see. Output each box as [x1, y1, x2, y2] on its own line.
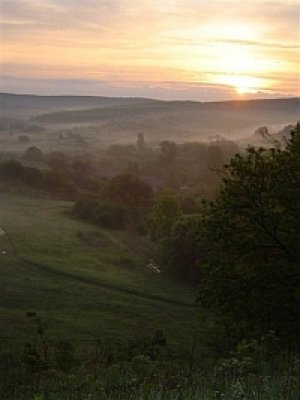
[0, 194, 204, 346]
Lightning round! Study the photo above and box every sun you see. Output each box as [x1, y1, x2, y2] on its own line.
[203, 42, 274, 95]
[236, 86, 249, 95]
[216, 74, 263, 95]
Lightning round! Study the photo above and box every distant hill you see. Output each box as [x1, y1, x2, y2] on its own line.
[0, 93, 158, 118]
[0, 93, 299, 140]
[33, 97, 299, 123]
[34, 97, 300, 140]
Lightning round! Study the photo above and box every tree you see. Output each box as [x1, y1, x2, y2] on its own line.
[72, 199, 126, 229]
[104, 174, 154, 228]
[24, 146, 43, 163]
[137, 132, 146, 152]
[18, 134, 30, 144]
[104, 174, 153, 209]
[207, 145, 224, 169]
[150, 191, 182, 241]
[159, 216, 206, 282]
[197, 122, 300, 343]
[0, 160, 25, 182]
[159, 141, 177, 166]
[159, 141, 178, 188]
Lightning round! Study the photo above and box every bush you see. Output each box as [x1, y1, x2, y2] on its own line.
[73, 198, 127, 229]
[24, 146, 43, 163]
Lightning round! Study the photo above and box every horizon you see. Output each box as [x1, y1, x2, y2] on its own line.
[1, 1, 299, 102]
[1, 91, 299, 104]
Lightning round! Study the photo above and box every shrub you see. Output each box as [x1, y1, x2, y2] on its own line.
[72, 198, 127, 229]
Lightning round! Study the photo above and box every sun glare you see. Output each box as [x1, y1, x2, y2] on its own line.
[204, 41, 275, 95]
[216, 74, 265, 95]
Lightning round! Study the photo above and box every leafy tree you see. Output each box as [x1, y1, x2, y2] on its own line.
[207, 145, 224, 169]
[104, 174, 153, 208]
[150, 191, 182, 241]
[197, 122, 300, 343]
[159, 141, 178, 188]
[159, 141, 177, 166]
[159, 216, 206, 282]
[24, 146, 43, 163]
[0, 160, 25, 181]
[179, 194, 200, 214]
[136, 132, 146, 152]
[43, 169, 76, 196]
[0, 159, 75, 195]
[104, 174, 154, 228]
[17, 134, 30, 144]
[72, 199, 126, 229]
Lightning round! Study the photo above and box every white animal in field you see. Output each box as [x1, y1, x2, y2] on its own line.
[147, 260, 161, 273]
[0, 227, 7, 254]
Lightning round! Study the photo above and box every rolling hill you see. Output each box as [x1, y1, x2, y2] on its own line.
[0, 94, 299, 141]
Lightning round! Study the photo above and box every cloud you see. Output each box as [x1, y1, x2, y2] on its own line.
[2, 74, 291, 101]
[2, 0, 298, 46]
[0, 0, 299, 99]
[0, 0, 121, 33]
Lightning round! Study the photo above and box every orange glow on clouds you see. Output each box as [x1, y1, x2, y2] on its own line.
[0, 0, 299, 99]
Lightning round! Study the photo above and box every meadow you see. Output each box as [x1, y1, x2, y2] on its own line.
[0, 193, 202, 346]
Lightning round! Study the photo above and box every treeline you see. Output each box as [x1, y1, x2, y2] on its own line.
[44, 137, 238, 193]
[0, 160, 76, 197]
[105, 137, 239, 192]
[0, 134, 239, 202]
[0, 158, 156, 231]
[0, 116, 44, 133]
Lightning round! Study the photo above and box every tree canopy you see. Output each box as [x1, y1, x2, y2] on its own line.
[196, 122, 300, 343]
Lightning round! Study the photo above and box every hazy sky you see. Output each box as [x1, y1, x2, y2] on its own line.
[0, 0, 299, 100]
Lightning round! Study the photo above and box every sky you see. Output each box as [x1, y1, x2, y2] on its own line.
[0, 0, 299, 101]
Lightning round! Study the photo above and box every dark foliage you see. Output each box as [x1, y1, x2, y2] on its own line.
[72, 198, 127, 229]
[159, 216, 206, 282]
[0, 160, 76, 197]
[197, 122, 300, 344]
[24, 146, 44, 163]
[104, 173, 154, 209]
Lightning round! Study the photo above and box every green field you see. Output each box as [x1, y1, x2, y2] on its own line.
[0, 194, 204, 346]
